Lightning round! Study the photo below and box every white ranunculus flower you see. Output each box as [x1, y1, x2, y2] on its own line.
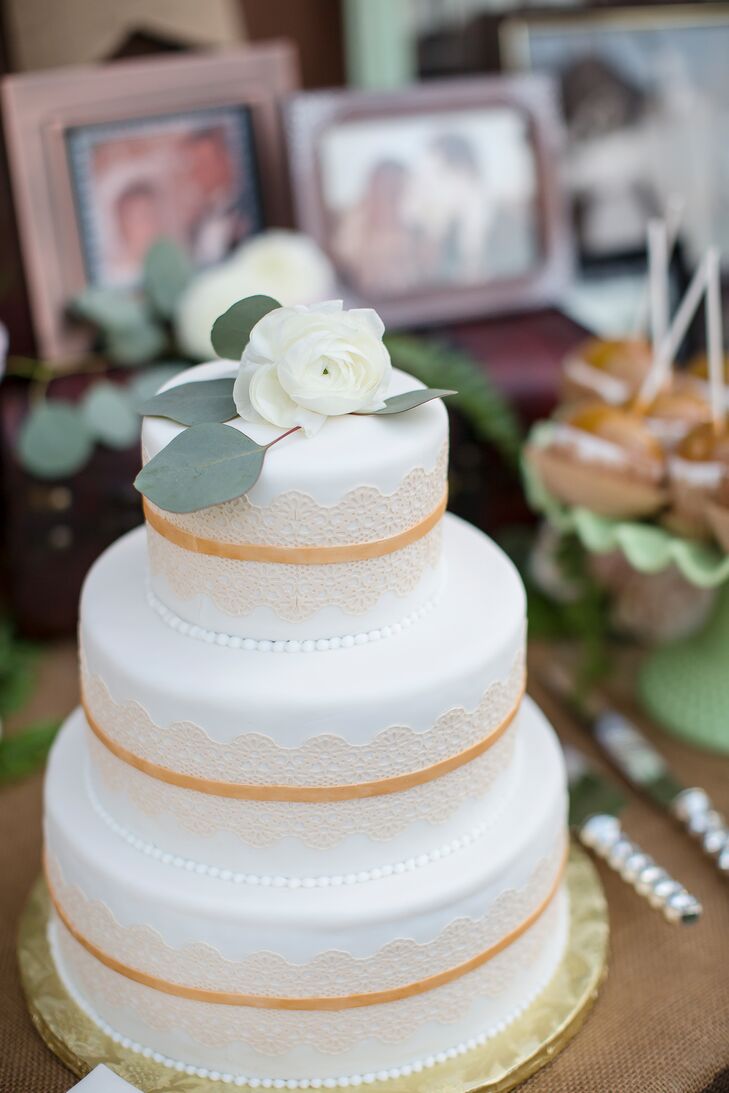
[174, 232, 337, 362]
[233, 301, 392, 437]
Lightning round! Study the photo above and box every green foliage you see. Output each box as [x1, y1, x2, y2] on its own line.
[71, 284, 167, 368]
[367, 388, 457, 415]
[135, 422, 267, 513]
[211, 295, 281, 360]
[71, 286, 150, 333]
[17, 401, 93, 479]
[0, 721, 59, 786]
[522, 530, 613, 698]
[0, 620, 37, 717]
[143, 238, 193, 319]
[138, 377, 237, 426]
[82, 382, 139, 449]
[0, 620, 59, 786]
[384, 334, 522, 466]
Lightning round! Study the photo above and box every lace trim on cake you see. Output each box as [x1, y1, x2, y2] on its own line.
[80, 646, 525, 786]
[146, 523, 442, 622]
[46, 840, 563, 997]
[53, 895, 563, 1055]
[144, 444, 448, 549]
[87, 725, 518, 847]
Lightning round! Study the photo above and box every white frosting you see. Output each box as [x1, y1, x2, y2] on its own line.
[141, 363, 448, 507]
[563, 357, 629, 404]
[550, 423, 633, 471]
[668, 456, 724, 488]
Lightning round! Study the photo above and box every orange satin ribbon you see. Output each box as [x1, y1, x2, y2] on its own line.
[82, 681, 524, 803]
[143, 491, 448, 565]
[46, 846, 566, 1011]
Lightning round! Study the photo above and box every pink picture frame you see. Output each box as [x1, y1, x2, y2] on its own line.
[286, 75, 573, 329]
[2, 42, 299, 363]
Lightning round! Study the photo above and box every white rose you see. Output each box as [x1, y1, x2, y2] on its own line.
[175, 232, 337, 361]
[233, 301, 392, 437]
[229, 230, 336, 307]
[174, 262, 250, 361]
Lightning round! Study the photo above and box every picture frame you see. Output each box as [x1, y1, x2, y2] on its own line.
[500, 4, 729, 268]
[286, 75, 573, 329]
[2, 42, 299, 362]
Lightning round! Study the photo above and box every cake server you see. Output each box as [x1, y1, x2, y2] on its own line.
[545, 663, 729, 876]
[566, 745, 702, 924]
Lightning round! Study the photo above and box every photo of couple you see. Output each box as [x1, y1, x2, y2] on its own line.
[320, 106, 540, 297]
[67, 105, 262, 288]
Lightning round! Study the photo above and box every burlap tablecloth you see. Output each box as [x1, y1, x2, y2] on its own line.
[2, 641, 729, 1093]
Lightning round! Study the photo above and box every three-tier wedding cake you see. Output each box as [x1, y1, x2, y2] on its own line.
[43, 301, 568, 1088]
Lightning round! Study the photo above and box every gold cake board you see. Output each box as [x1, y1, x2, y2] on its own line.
[18, 843, 608, 1093]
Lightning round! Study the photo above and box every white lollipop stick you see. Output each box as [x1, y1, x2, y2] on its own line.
[632, 197, 684, 337]
[636, 255, 710, 410]
[706, 247, 725, 435]
[648, 220, 669, 356]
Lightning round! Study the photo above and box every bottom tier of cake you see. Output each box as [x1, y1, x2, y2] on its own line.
[44, 696, 568, 1087]
[49, 891, 568, 1088]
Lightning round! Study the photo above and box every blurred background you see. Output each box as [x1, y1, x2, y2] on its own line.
[0, 0, 727, 660]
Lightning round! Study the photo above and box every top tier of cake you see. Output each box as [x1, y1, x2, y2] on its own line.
[141, 362, 449, 643]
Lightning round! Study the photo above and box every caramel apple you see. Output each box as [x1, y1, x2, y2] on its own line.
[528, 403, 667, 518]
[665, 423, 729, 538]
[561, 337, 653, 407]
[683, 351, 729, 409]
[642, 387, 711, 450]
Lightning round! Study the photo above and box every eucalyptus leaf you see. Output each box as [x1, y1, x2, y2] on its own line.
[211, 295, 280, 360]
[135, 422, 266, 513]
[144, 238, 194, 318]
[130, 363, 186, 404]
[366, 388, 457, 415]
[106, 320, 167, 366]
[17, 401, 93, 479]
[71, 287, 150, 333]
[138, 377, 236, 425]
[82, 382, 139, 449]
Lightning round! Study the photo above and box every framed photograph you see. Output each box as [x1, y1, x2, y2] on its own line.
[501, 5, 729, 267]
[2, 43, 298, 361]
[286, 75, 572, 328]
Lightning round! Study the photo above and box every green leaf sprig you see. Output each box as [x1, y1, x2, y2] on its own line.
[135, 296, 457, 513]
[0, 620, 60, 786]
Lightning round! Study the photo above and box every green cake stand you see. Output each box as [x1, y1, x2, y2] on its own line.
[525, 424, 729, 753]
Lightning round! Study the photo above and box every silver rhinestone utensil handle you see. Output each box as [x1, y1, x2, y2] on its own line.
[672, 788, 729, 874]
[579, 815, 702, 924]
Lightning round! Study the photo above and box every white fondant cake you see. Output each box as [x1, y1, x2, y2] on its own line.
[43, 359, 569, 1087]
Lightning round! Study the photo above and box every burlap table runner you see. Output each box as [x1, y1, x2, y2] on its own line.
[2, 641, 729, 1093]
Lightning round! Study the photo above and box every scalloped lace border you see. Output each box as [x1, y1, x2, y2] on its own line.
[84, 763, 514, 888]
[49, 915, 557, 1089]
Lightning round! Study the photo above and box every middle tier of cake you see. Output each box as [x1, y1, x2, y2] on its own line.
[78, 514, 528, 878]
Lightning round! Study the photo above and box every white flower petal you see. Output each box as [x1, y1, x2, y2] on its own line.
[232, 361, 265, 424]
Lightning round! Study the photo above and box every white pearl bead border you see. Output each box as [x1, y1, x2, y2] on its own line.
[49, 916, 554, 1089]
[85, 766, 508, 889]
[146, 586, 441, 652]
